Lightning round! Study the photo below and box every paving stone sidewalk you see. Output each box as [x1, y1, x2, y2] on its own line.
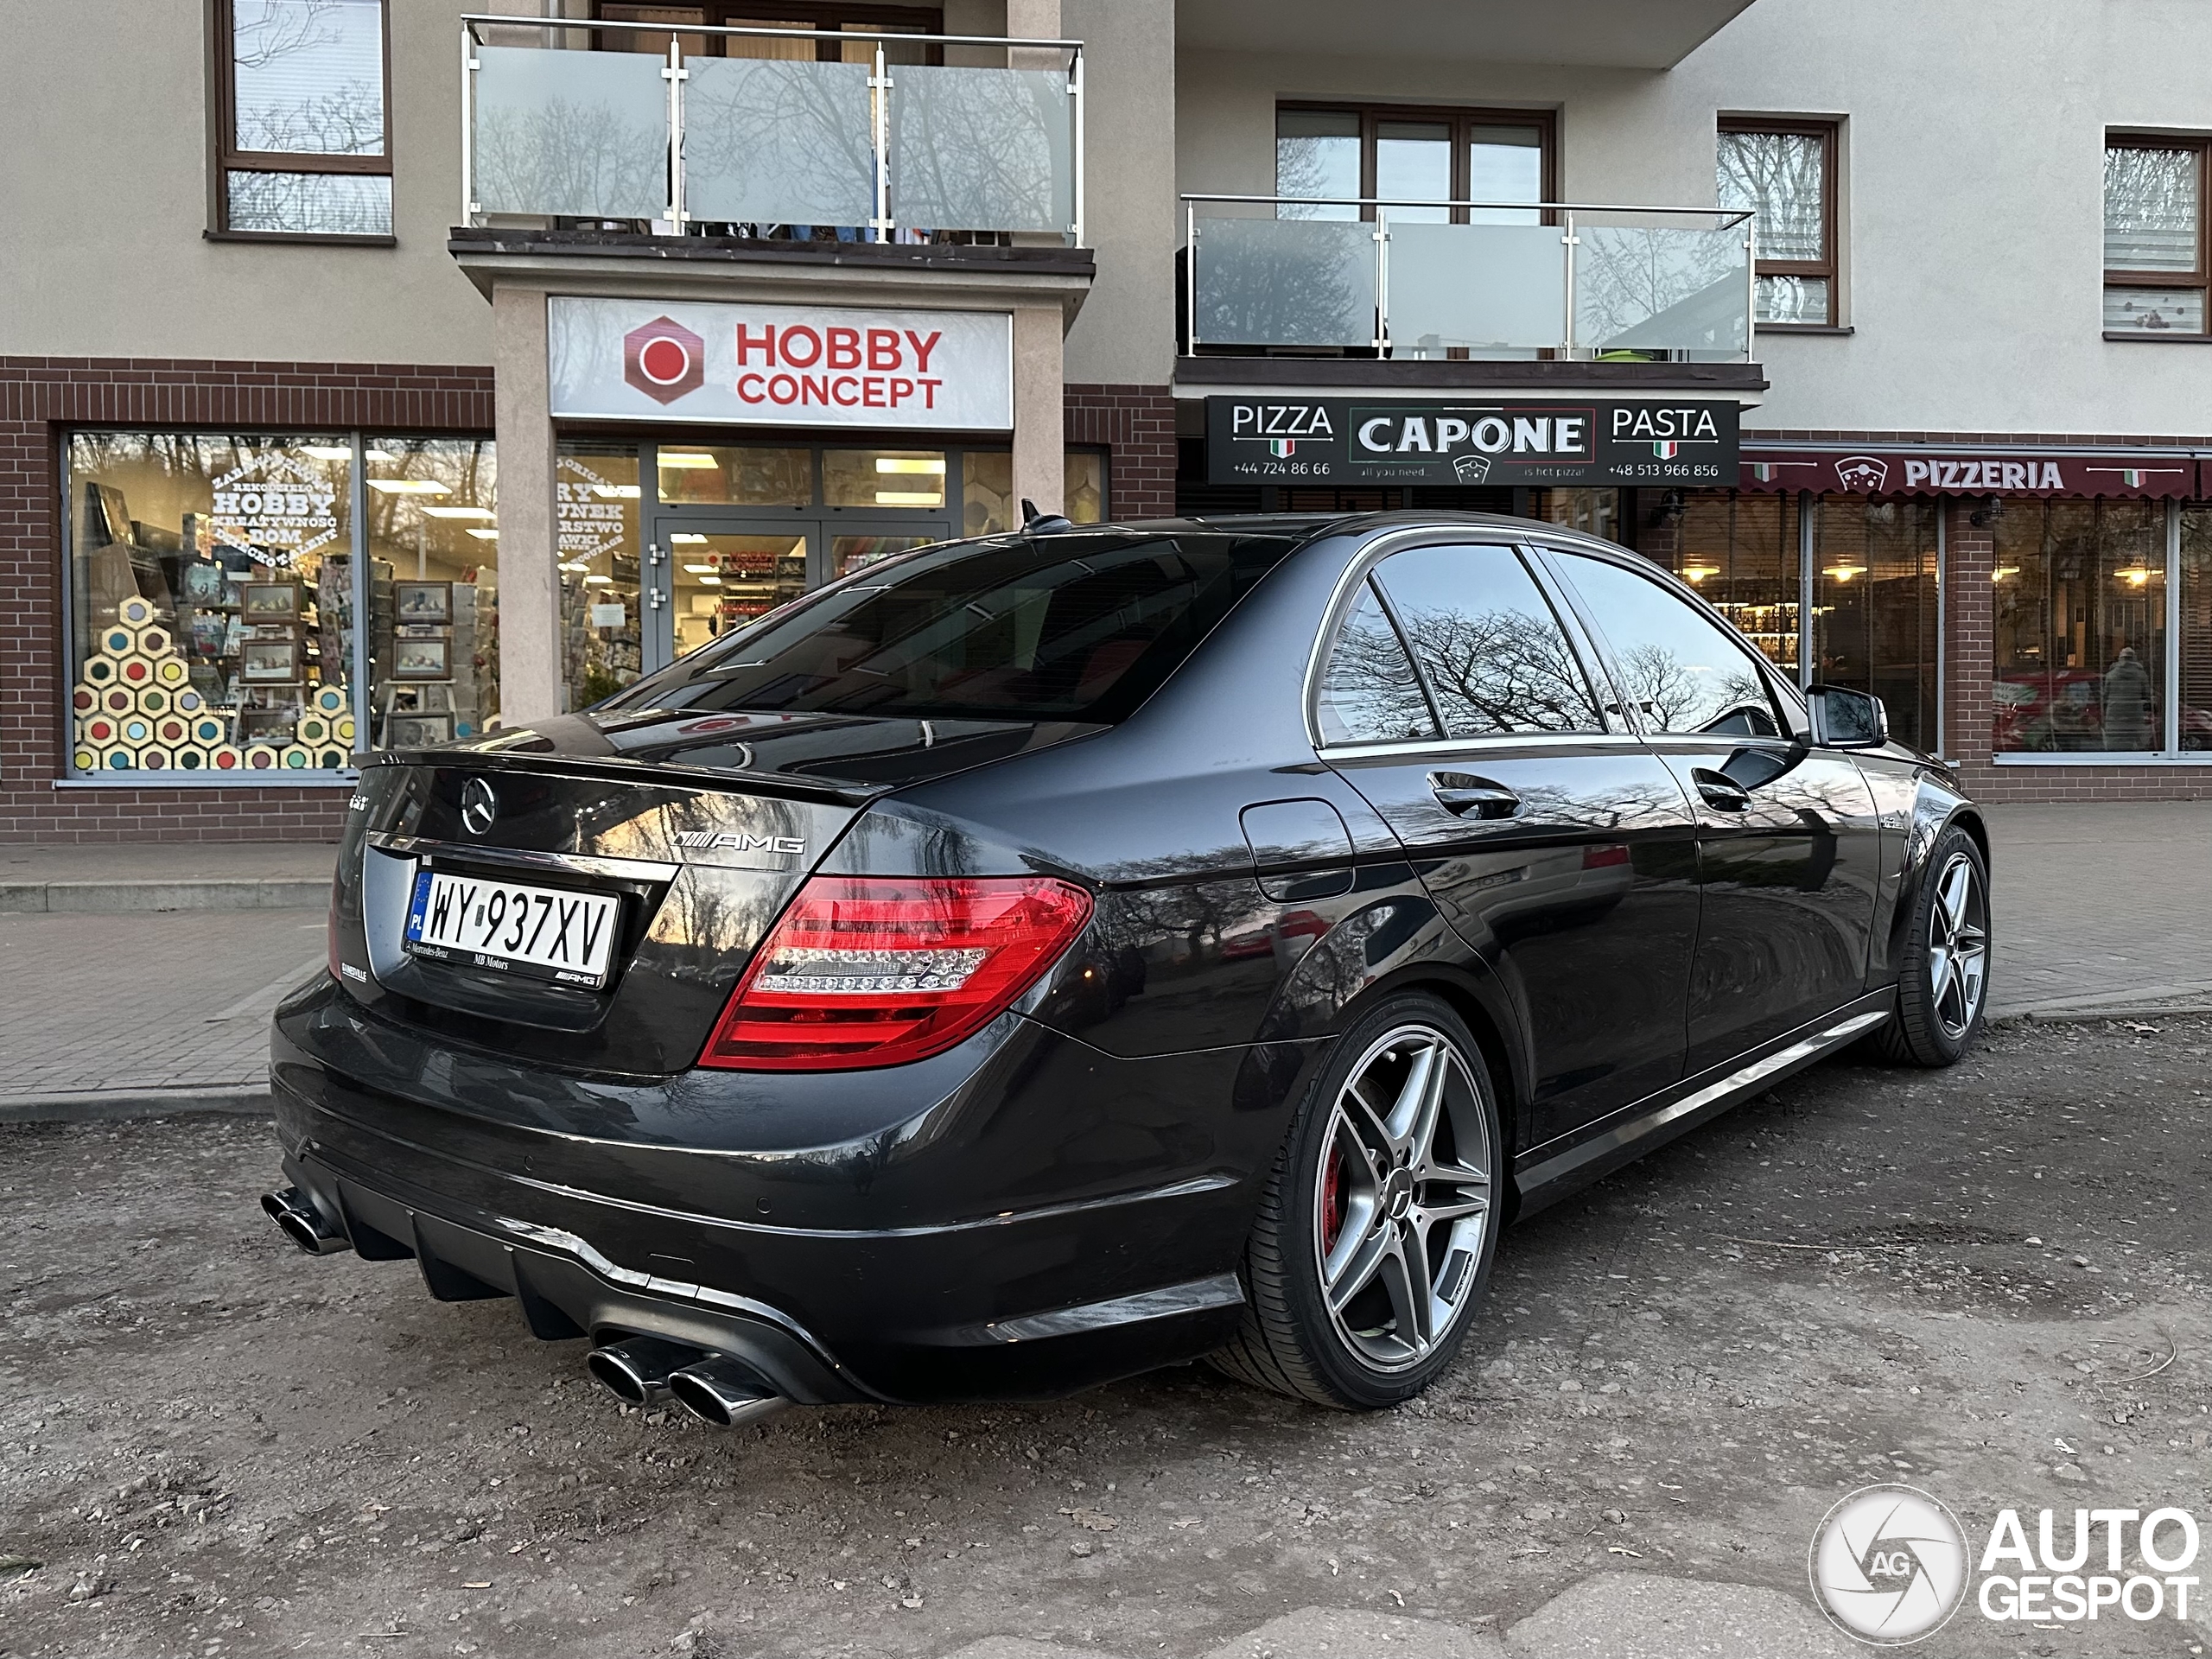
[0, 906, 324, 1106]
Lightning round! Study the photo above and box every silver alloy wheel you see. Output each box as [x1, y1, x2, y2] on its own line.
[1927, 849, 1989, 1039]
[1313, 1024, 1494, 1373]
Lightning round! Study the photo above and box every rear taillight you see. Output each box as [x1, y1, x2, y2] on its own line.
[698, 875, 1094, 1071]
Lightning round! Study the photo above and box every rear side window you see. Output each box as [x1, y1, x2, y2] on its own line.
[1317, 582, 1439, 745]
[1370, 544, 1605, 737]
[1548, 551, 1783, 736]
[611, 531, 1300, 724]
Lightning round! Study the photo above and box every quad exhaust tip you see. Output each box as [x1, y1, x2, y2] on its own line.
[585, 1339, 790, 1427]
[261, 1187, 344, 1255]
[668, 1358, 791, 1430]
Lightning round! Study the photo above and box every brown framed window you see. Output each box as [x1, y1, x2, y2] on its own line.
[2105, 135, 2209, 334]
[1274, 104, 1555, 224]
[209, 0, 392, 241]
[1717, 118, 1838, 326]
[594, 3, 942, 61]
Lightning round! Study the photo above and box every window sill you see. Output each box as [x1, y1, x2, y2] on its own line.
[1756, 323, 1854, 336]
[2101, 329, 2212, 344]
[204, 228, 397, 248]
[1989, 752, 2212, 766]
[54, 772, 359, 789]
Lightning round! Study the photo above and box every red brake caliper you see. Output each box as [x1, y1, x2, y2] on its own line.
[1320, 1143, 1344, 1254]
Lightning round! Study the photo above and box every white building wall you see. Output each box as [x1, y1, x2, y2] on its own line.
[1176, 0, 2212, 437]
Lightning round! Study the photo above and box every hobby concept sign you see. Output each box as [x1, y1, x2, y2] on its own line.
[1205, 397, 1740, 487]
[548, 298, 1014, 430]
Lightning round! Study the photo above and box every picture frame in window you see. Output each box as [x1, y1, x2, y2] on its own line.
[387, 712, 454, 748]
[241, 580, 302, 622]
[393, 579, 453, 624]
[391, 638, 452, 681]
[181, 559, 232, 606]
[239, 639, 302, 683]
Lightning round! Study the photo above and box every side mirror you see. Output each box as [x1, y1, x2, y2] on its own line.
[1808, 683, 1889, 749]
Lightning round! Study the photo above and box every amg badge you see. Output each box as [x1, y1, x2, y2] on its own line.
[673, 830, 807, 856]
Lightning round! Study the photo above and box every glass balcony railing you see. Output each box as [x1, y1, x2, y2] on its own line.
[1184, 196, 1754, 360]
[461, 16, 1083, 243]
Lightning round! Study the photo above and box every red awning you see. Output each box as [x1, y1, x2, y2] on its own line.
[1738, 448, 2200, 499]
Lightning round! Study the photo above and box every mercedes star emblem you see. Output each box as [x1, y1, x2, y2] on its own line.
[459, 777, 499, 837]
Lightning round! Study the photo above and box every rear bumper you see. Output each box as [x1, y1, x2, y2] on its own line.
[269, 979, 1295, 1403]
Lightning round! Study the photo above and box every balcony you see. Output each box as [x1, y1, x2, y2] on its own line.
[459, 16, 1083, 245]
[1183, 196, 1754, 365]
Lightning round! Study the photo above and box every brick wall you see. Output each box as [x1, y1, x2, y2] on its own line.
[1, 356, 495, 844]
[1064, 384, 1176, 520]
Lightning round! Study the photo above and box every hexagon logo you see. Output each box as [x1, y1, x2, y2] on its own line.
[624, 315, 705, 404]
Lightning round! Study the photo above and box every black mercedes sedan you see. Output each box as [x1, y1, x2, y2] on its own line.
[265, 512, 1989, 1418]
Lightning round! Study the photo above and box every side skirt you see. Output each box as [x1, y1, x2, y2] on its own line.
[1510, 991, 1895, 1218]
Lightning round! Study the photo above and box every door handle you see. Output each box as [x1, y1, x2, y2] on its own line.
[1428, 772, 1520, 819]
[1691, 767, 1752, 811]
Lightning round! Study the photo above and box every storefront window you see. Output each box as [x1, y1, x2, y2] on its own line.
[960, 451, 1109, 536]
[1650, 491, 1802, 678]
[1993, 500, 2166, 753]
[557, 441, 644, 708]
[2178, 506, 2212, 750]
[826, 448, 948, 509]
[1811, 495, 1940, 753]
[1537, 487, 1623, 546]
[363, 440, 498, 748]
[673, 532, 809, 648]
[67, 432, 355, 773]
[656, 445, 811, 505]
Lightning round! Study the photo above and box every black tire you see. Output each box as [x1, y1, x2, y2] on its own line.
[1210, 992, 1503, 1409]
[1872, 823, 1990, 1066]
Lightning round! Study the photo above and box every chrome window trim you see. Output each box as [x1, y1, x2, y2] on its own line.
[367, 831, 680, 884]
[1315, 731, 1651, 763]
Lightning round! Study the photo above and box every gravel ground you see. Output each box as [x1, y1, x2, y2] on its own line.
[2, 1018, 2208, 1659]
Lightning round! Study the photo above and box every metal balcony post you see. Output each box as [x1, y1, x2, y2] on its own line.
[1743, 210, 1758, 361]
[663, 35, 688, 227]
[1185, 199, 1199, 352]
[460, 23, 478, 226]
[1560, 210, 1578, 357]
[871, 41, 893, 243]
[1068, 46, 1084, 244]
[1374, 207, 1389, 354]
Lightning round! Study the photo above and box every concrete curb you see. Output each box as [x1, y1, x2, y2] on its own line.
[0, 1084, 273, 1125]
[0, 880, 328, 914]
[1995, 1003, 2212, 1025]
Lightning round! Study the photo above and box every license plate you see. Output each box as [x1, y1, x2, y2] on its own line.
[403, 868, 621, 989]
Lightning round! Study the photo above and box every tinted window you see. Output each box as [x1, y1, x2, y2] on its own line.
[1370, 544, 1605, 737]
[1317, 582, 1439, 744]
[610, 531, 1300, 723]
[1551, 552, 1782, 736]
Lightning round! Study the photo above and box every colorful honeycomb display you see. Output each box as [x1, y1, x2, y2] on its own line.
[74, 594, 351, 772]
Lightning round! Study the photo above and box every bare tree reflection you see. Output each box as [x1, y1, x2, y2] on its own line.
[686, 59, 876, 226]
[1393, 604, 1603, 734]
[1194, 219, 1373, 348]
[894, 68, 1073, 232]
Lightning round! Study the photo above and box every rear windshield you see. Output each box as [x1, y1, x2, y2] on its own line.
[604, 530, 1303, 724]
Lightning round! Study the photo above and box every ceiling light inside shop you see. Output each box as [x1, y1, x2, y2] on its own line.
[670, 533, 709, 543]
[1680, 563, 1719, 582]
[300, 445, 352, 460]
[558, 561, 589, 572]
[1822, 564, 1866, 582]
[683, 563, 720, 574]
[1992, 565, 2021, 582]
[875, 491, 944, 506]
[698, 575, 722, 585]
[584, 575, 613, 585]
[874, 457, 946, 474]
[467, 528, 499, 540]
[658, 453, 721, 469]
[366, 479, 450, 495]
[591, 484, 641, 499]
[422, 505, 494, 519]
[2116, 566, 2156, 586]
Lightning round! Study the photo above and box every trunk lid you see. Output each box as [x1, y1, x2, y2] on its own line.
[330, 709, 1094, 1075]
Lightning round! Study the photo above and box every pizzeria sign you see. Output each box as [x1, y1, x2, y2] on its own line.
[1739, 448, 2201, 499]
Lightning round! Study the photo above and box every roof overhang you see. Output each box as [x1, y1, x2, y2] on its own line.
[1175, 0, 1759, 70]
